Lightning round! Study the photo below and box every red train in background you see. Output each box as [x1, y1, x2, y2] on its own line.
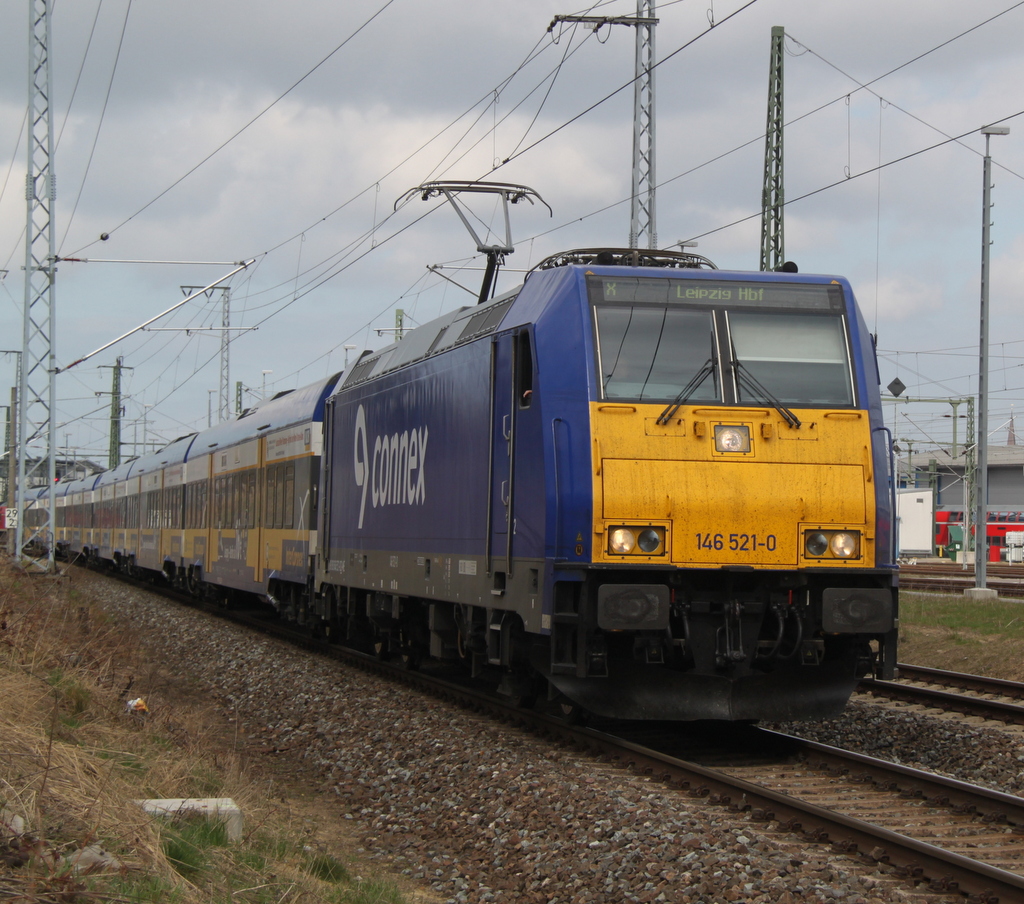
[934, 510, 1024, 562]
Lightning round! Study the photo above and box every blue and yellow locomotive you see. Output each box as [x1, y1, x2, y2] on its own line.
[32, 236, 897, 723]
[316, 247, 897, 721]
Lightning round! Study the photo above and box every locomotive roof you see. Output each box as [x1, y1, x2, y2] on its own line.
[337, 288, 519, 391]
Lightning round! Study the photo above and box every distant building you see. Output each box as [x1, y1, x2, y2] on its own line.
[903, 445, 1024, 511]
[0, 456, 104, 497]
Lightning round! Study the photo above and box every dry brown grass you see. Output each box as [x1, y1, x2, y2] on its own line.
[0, 561, 409, 904]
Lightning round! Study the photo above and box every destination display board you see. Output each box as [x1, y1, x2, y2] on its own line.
[587, 275, 845, 311]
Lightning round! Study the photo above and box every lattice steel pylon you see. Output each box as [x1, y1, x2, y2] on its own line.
[219, 287, 230, 421]
[629, 0, 657, 250]
[182, 286, 231, 422]
[759, 26, 785, 272]
[16, 0, 58, 570]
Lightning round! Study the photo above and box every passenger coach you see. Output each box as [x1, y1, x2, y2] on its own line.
[49, 373, 339, 613]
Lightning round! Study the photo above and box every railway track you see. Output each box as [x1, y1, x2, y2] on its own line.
[601, 722, 1024, 902]
[900, 562, 1024, 597]
[861, 664, 1024, 727]
[80, 565, 1024, 902]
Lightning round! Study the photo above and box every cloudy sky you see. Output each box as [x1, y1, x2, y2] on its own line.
[2, 0, 1024, 468]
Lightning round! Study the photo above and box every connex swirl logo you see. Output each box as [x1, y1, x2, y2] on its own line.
[353, 404, 429, 529]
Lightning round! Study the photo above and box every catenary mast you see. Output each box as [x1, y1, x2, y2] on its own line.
[17, 0, 58, 570]
[759, 26, 785, 272]
[630, 0, 657, 249]
[549, 3, 658, 249]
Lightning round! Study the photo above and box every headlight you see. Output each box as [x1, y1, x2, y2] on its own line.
[830, 532, 859, 558]
[806, 532, 829, 556]
[714, 424, 750, 453]
[637, 529, 661, 553]
[609, 528, 636, 554]
[608, 526, 666, 556]
[804, 529, 861, 560]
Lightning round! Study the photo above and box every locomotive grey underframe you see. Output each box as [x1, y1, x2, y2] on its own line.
[317, 549, 547, 633]
[541, 565, 896, 721]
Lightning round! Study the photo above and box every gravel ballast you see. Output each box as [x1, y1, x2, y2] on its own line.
[86, 576, 1014, 904]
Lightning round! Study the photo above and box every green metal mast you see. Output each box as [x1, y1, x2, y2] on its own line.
[759, 25, 785, 272]
[108, 357, 123, 469]
[98, 356, 130, 469]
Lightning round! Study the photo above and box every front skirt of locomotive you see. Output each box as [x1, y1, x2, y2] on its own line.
[544, 660, 859, 722]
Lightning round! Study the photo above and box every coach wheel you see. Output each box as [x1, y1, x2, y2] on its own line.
[187, 566, 203, 597]
[397, 632, 422, 671]
[555, 697, 589, 726]
[505, 667, 540, 712]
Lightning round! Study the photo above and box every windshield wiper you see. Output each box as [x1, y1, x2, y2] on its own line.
[657, 358, 715, 425]
[731, 357, 802, 429]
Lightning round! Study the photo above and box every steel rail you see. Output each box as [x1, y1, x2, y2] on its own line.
[863, 678, 1024, 726]
[572, 726, 1024, 901]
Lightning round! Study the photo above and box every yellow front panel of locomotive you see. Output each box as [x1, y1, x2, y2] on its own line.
[591, 403, 876, 568]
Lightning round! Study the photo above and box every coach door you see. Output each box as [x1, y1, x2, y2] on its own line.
[488, 328, 536, 578]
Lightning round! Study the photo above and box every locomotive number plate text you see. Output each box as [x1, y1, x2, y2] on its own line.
[695, 532, 778, 552]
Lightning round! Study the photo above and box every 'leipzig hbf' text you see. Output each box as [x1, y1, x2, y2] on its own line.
[353, 404, 429, 529]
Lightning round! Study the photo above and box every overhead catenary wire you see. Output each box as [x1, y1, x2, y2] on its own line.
[58, 0, 134, 251]
[63, 0, 403, 256]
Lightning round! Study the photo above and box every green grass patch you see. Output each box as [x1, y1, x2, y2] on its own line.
[304, 850, 351, 883]
[337, 878, 407, 904]
[46, 668, 93, 715]
[93, 747, 148, 775]
[900, 591, 1024, 637]
[101, 875, 187, 904]
[161, 814, 230, 881]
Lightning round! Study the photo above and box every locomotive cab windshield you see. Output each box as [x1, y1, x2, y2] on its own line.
[590, 275, 856, 410]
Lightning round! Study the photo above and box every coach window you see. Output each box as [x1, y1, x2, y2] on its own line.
[266, 468, 278, 529]
[246, 472, 254, 529]
[218, 477, 227, 529]
[231, 473, 241, 529]
[516, 330, 534, 408]
[284, 464, 295, 529]
[275, 465, 287, 529]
